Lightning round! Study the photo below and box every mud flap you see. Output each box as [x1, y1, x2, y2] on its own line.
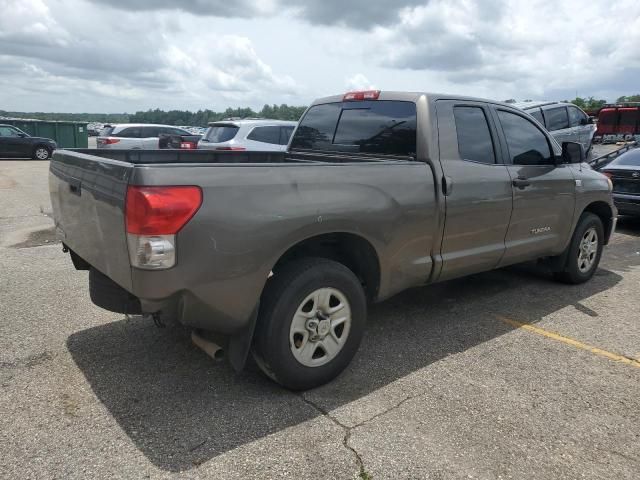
[227, 303, 259, 372]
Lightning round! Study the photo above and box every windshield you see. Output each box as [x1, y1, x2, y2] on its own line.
[204, 125, 239, 143]
[290, 100, 417, 157]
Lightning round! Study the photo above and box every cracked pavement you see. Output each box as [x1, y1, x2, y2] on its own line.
[1, 159, 639, 479]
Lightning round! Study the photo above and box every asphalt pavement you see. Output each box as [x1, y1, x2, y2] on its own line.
[1, 159, 638, 479]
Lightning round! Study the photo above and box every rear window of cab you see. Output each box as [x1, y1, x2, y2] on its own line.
[290, 101, 417, 157]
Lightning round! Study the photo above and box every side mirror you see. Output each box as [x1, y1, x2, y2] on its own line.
[581, 117, 594, 125]
[562, 141, 585, 164]
[17, 133, 27, 138]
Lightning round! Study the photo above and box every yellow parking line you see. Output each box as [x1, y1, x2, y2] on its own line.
[496, 315, 640, 369]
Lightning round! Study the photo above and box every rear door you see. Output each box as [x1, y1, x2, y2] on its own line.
[492, 107, 576, 264]
[140, 126, 160, 148]
[435, 100, 513, 281]
[116, 127, 143, 149]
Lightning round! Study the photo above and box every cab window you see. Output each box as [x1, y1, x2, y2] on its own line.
[497, 110, 553, 165]
[453, 106, 496, 164]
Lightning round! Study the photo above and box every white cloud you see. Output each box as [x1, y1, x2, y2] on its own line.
[0, 0, 638, 112]
[345, 73, 376, 91]
[374, 0, 640, 100]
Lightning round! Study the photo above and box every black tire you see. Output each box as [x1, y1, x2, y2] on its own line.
[32, 145, 51, 160]
[553, 212, 604, 284]
[89, 268, 141, 314]
[252, 258, 367, 390]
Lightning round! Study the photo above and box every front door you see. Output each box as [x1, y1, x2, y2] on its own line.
[492, 107, 576, 265]
[435, 100, 514, 281]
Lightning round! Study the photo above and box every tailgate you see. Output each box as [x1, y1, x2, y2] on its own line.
[49, 150, 134, 290]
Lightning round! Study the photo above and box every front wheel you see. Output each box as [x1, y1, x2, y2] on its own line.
[553, 212, 604, 284]
[33, 145, 51, 160]
[252, 258, 367, 390]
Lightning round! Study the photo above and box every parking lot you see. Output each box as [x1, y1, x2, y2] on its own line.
[1, 158, 639, 479]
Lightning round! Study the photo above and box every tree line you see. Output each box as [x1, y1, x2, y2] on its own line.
[0, 110, 129, 123]
[127, 104, 307, 126]
[0, 104, 307, 126]
[4, 95, 640, 125]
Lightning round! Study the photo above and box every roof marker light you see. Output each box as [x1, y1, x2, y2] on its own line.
[343, 90, 381, 101]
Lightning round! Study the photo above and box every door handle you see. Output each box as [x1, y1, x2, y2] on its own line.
[442, 176, 453, 196]
[512, 177, 531, 189]
[69, 180, 81, 196]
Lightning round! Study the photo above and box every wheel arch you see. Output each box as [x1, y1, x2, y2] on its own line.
[582, 201, 614, 244]
[270, 232, 381, 302]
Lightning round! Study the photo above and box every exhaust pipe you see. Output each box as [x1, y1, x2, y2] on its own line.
[191, 331, 224, 361]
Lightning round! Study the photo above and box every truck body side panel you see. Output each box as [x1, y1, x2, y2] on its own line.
[129, 161, 437, 332]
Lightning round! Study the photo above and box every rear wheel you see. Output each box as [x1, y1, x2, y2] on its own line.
[252, 258, 366, 390]
[553, 212, 604, 284]
[32, 145, 51, 160]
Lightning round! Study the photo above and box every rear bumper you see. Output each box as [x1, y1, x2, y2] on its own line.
[80, 250, 263, 336]
[613, 193, 640, 216]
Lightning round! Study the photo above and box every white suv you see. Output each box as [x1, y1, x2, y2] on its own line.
[97, 124, 192, 149]
[198, 119, 297, 152]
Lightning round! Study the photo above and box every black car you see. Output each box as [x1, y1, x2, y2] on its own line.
[601, 148, 640, 216]
[0, 124, 57, 160]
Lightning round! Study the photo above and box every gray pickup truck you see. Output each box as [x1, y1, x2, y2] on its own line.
[50, 91, 616, 390]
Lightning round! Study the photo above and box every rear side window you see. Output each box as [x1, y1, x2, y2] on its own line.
[528, 108, 544, 125]
[453, 106, 495, 164]
[497, 110, 552, 166]
[291, 101, 417, 156]
[141, 126, 160, 137]
[164, 127, 190, 135]
[115, 127, 141, 138]
[544, 107, 569, 131]
[205, 125, 239, 143]
[247, 126, 281, 145]
[568, 106, 587, 127]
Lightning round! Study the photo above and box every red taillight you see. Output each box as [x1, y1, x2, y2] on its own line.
[99, 137, 120, 145]
[343, 90, 381, 101]
[215, 146, 246, 151]
[125, 186, 202, 235]
[180, 142, 197, 149]
[602, 171, 613, 179]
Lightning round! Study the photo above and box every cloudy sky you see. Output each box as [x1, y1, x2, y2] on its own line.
[1, 0, 639, 113]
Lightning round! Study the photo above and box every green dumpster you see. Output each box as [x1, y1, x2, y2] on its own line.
[0, 118, 89, 148]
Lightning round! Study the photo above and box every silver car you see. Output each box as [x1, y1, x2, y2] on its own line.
[198, 119, 297, 152]
[516, 102, 597, 153]
[97, 124, 192, 149]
